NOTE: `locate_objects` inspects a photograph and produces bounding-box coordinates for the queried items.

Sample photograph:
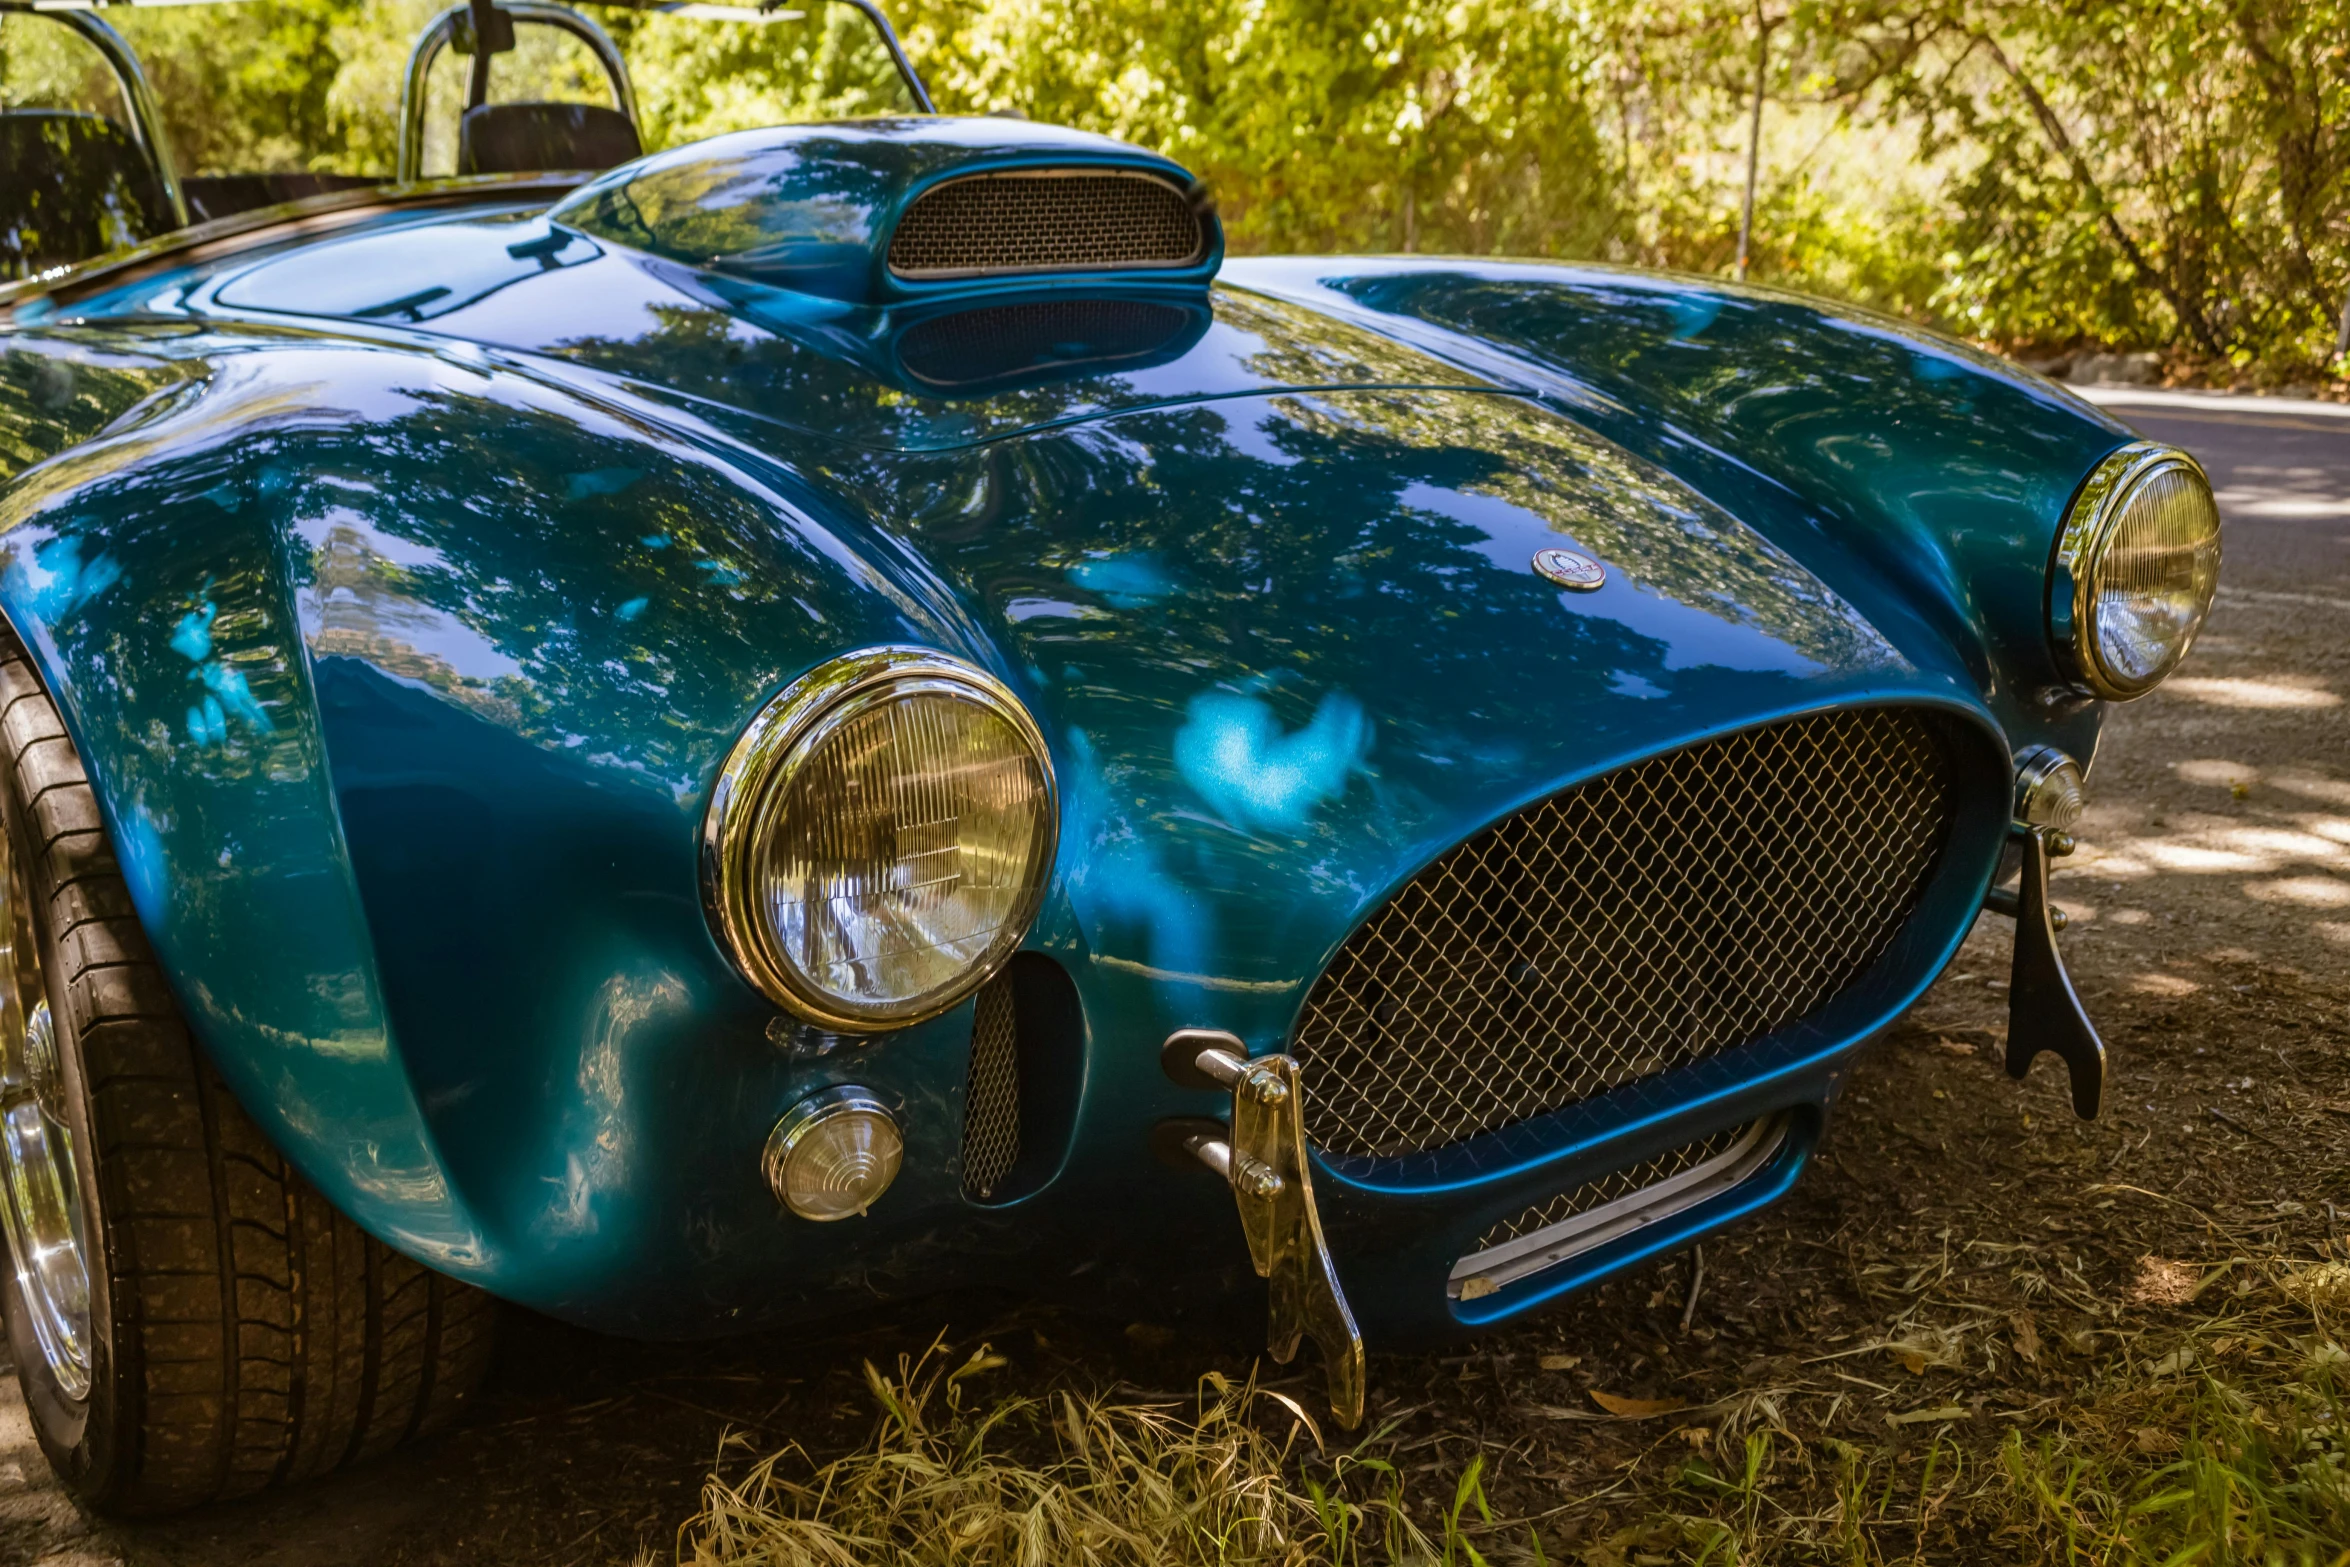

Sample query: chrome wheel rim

[0,825,90,1400]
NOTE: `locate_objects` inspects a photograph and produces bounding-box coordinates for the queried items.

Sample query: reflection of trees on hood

[542,286,1471,453]
[894,385,1900,853]
[1339,272,2092,489]
[0,338,183,479]
[1264,387,1899,674]
[265,396,851,795]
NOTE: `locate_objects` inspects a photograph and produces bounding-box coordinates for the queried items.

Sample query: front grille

[887,172,1205,279]
[960,975,1021,1200]
[1293,708,1955,1157]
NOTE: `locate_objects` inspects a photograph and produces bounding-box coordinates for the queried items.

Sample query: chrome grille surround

[1450,1116,1789,1300]
[959,975,1020,1200]
[1293,708,1956,1158]
[887,171,1205,280]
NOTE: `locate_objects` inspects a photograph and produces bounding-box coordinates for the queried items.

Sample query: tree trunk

[1975,32,2225,358]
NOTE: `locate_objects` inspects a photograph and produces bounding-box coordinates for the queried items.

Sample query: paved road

[0,388,2342,1566]
[2062,387,2350,986]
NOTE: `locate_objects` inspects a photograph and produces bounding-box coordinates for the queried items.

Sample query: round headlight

[704,648,1057,1031]
[2051,442,2222,700]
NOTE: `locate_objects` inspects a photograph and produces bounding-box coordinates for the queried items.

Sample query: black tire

[0,627,495,1514]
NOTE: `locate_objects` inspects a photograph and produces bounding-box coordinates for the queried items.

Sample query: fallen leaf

[1457,1276,1499,1302]
[2009,1313,2041,1364]
[2147,1346,2195,1377]
[1926,1036,1976,1056]
[1676,1425,1712,1448]
[2135,1427,2179,1454]
[1887,1404,1968,1427]
[1590,1389,1689,1419]
[1539,1353,1581,1372]
[1897,1350,1928,1375]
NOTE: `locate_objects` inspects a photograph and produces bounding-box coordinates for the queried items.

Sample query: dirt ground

[3,388,2343,1565]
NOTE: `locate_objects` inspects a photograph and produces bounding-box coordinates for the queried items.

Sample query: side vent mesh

[888,172,1204,279]
[960,975,1021,1200]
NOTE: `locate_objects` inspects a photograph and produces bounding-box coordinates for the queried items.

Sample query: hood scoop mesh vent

[888,171,1206,280]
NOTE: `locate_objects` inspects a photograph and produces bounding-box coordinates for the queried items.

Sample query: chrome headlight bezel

[701,646,1058,1032]
[2049,441,2222,701]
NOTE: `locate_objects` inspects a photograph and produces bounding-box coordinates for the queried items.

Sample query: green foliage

[4,0,2345,373]
[897,0,1624,258]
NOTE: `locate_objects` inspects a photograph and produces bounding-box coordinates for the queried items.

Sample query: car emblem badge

[1532,548,1606,591]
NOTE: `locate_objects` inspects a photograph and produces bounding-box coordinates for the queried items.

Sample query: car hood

[851,384,1989,1028]
[195,206,1491,452]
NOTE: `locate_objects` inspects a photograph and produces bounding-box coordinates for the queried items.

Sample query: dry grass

[1578,1254,2350,1566]
[674,1339,1532,1566]
[671,1251,2350,1567]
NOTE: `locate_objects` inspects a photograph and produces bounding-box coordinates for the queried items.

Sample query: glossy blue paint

[550,119,1220,304]
[0,119,2142,1344]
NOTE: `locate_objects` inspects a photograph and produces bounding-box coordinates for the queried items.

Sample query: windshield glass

[0,0,920,187]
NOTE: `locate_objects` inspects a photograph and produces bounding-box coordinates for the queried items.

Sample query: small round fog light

[2014,744,2086,831]
[763,1086,903,1221]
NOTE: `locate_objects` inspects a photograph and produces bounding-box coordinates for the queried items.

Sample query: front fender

[1224,259,2134,763]
[0,331,498,1266]
[0,327,981,1299]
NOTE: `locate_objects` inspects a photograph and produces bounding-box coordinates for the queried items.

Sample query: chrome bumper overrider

[1162,1029,1365,1428]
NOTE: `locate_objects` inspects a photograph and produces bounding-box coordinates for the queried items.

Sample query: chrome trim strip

[0,175,583,315]
[1446,1115,1790,1299]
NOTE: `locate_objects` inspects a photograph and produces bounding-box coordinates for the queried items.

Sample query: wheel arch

[0,344,497,1275]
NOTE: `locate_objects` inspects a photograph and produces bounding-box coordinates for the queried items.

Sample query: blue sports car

[0,0,2218,1512]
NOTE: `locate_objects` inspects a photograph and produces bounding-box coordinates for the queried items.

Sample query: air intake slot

[1292,708,1958,1158]
[961,978,1023,1200]
[888,171,1205,280]
[958,953,1084,1204]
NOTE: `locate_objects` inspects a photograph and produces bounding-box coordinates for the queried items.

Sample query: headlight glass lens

[2060,447,2222,699]
[710,652,1056,1029]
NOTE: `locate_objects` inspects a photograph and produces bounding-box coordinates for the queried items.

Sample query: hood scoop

[553,118,1220,306]
[886,170,1208,280]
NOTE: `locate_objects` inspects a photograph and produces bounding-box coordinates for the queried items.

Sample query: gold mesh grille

[1293,709,1955,1158]
[887,172,1204,279]
[1478,1121,1760,1251]
[960,975,1020,1200]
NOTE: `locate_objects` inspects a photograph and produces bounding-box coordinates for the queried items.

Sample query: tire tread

[0,630,493,1512]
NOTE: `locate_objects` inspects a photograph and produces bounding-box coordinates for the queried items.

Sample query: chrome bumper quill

[1163,1029,1365,1428]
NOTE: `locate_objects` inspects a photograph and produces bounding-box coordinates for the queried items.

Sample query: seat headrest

[456,103,642,178]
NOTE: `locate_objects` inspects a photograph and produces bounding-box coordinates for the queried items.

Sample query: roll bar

[398,1,640,183]
[4,6,190,229]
